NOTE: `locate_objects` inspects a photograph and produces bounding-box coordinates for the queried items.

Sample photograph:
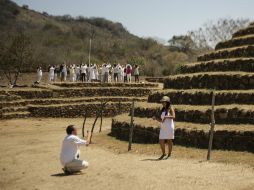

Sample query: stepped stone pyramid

[0,83,160,119]
[111,23,254,152]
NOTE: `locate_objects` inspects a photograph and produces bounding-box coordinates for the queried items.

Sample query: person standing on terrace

[153,96,175,160]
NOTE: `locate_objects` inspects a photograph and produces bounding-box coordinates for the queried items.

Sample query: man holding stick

[60,125,91,175]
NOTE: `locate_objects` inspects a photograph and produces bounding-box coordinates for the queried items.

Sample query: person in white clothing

[117,64,123,82]
[102,64,111,83]
[60,125,91,175]
[80,64,87,82]
[75,65,80,81]
[36,67,42,83]
[94,64,99,80]
[69,65,75,82]
[88,64,95,82]
[153,96,175,160]
[48,66,55,82]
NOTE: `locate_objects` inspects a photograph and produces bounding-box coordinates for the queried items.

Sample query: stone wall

[53,88,153,98]
[111,119,254,152]
[53,82,159,88]
[145,77,165,83]
[215,36,254,50]
[233,26,254,38]
[25,97,146,105]
[180,59,254,74]
[197,46,254,62]
[6,90,53,99]
[28,102,132,117]
[148,90,254,105]
[164,73,254,90]
[133,107,254,124]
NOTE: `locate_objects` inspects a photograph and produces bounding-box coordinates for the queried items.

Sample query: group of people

[60,95,175,175]
[36,63,140,84]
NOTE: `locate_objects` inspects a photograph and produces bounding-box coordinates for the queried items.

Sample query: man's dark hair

[66,125,75,135]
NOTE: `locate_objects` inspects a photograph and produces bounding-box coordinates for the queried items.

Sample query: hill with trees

[0,0,250,77]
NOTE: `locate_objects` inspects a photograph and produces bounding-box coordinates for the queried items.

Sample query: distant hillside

[0,0,191,76]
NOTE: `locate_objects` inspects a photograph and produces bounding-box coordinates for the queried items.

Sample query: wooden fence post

[82,112,87,138]
[128,99,135,151]
[207,91,216,161]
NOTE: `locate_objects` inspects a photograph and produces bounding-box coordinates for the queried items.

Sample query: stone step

[197,45,254,62]
[24,96,147,105]
[215,34,254,50]
[0,94,22,101]
[1,100,27,107]
[52,87,159,98]
[145,77,165,83]
[133,102,254,124]
[28,102,132,118]
[180,58,254,74]
[52,82,159,88]
[110,114,254,152]
[233,25,254,38]
[164,72,254,90]
[148,89,254,105]
[1,111,30,120]
[4,88,53,99]
[3,86,160,99]
[2,106,28,113]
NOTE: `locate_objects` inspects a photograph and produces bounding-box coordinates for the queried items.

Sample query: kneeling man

[60,125,90,174]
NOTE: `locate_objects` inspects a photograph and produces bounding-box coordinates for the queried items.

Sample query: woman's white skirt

[159,119,174,140]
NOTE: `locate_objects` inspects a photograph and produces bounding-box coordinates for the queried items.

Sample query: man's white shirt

[60,135,87,166]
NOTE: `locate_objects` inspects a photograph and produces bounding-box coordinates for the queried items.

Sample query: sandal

[158,154,166,160]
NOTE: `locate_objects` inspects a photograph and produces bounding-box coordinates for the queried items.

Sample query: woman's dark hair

[66,125,75,135]
[161,101,171,116]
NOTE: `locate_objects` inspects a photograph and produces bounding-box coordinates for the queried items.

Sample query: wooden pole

[82,112,87,138]
[89,112,100,143]
[99,101,108,132]
[207,91,216,161]
[99,100,103,133]
[88,38,91,66]
[128,99,135,151]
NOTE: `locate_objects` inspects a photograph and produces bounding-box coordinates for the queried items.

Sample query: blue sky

[13,0,254,42]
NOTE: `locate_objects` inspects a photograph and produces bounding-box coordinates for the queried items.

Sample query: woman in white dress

[153,96,175,160]
[69,65,75,82]
[48,66,55,82]
[37,67,43,83]
[88,64,95,82]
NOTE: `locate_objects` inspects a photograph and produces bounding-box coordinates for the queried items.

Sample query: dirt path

[0,118,254,190]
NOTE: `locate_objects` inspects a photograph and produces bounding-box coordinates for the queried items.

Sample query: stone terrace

[111,23,254,152]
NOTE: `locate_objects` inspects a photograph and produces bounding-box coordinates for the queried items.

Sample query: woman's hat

[160,96,170,102]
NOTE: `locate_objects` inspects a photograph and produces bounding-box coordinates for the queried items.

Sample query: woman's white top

[159,111,174,140]
[70,67,75,75]
[49,67,55,76]
[37,69,42,76]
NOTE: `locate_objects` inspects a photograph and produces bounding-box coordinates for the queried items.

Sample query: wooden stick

[128,99,135,151]
[207,91,216,161]
[99,101,108,132]
[89,111,100,143]
[82,112,87,138]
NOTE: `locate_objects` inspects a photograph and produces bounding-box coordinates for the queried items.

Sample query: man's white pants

[65,159,89,172]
